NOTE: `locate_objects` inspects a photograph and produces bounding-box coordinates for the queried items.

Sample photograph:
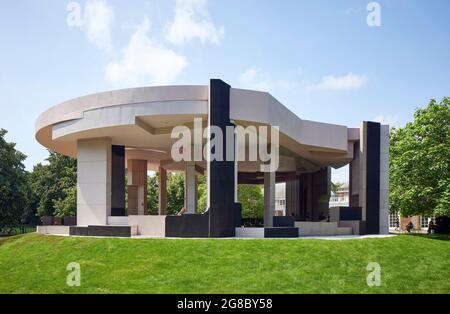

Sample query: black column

[365,122,381,234]
[111,145,125,216]
[349,141,360,207]
[286,178,300,219]
[208,79,239,237]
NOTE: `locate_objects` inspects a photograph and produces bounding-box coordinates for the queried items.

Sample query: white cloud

[165,0,224,45]
[308,73,367,91]
[105,17,187,86]
[332,165,349,184]
[344,7,360,15]
[239,67,298,92]
[372,114,401,127]
[239,68,367,94]
[239,67,270,91]
[83,0,114,50]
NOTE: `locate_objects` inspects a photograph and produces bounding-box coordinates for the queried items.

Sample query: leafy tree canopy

[166,172,185,215]
[0,129,31,225]
[238,184,264,219]
[146,173,264,219]
[30,151,77,218]
[331,182,345,194]
[390,98,450,217]
[147,174,159,215]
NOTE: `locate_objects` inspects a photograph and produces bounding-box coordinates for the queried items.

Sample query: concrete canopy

[35,84,357,173]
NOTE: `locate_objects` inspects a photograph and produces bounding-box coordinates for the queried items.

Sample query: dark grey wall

[364,122,381,234]
[165,214,210,238]
[208,79,239,237]
[349,141,360,207]
[286,167,330,221]
[111,145,125,216]
[338,207,362,221]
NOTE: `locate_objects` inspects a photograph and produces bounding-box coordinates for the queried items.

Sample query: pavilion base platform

[37,216,360,238]
[69,225,137,237]
[36,225,70,235]
[264,227,299,238]
[295,222,353,236]
[235,227,299,238]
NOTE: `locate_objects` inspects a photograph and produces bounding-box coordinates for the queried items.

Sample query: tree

[147,173,206,215]
[0,129,31,225]
[331,182,344,194]
[167,172,185,215]
[147,174,159,215]
[390,98,450,217]
[30,151,77,218]
[145,172,264,218]
[53,185,76,218]
[238,184,264,219]
[197,175,207,213]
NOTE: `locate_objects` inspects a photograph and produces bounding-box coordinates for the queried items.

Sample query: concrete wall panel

[77,138,111,227]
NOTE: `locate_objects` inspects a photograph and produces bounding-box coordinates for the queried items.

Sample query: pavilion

[35,79,389,238]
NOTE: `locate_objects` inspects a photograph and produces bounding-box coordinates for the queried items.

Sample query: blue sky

[1,0,449,182]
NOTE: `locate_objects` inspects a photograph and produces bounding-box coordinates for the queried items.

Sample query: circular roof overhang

[36,85,355,172]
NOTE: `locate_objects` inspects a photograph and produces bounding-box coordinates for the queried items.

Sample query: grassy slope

[0,233,448,294]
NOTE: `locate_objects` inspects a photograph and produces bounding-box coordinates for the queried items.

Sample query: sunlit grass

[0,233,448,294]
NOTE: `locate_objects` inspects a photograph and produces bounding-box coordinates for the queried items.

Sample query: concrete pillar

[127,159,147,215]
[264,171,275,227]
[158,166,167,215]
[184,161,196,214]
[77,138,111,227]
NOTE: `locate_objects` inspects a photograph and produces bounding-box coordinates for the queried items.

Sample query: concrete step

[336,227,353,235]
[235,227,299,238]
[107,216,129,226]
[295,222,353,236]
[235,227,264,238]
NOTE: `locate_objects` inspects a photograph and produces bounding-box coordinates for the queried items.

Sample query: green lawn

[0,233,448,294]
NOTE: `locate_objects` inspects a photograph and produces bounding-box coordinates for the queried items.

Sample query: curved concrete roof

[36,85,356,172]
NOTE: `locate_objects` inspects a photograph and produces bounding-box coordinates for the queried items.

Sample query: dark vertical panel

[165,214,209,238]
[164,79,240,238]
[286,178,300,220]
[311,167,330,221]
[349,141,360,207]
[208,79,238,237]
[300,175,307,221]
[111,145,125,216]
[365,122,381,234]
